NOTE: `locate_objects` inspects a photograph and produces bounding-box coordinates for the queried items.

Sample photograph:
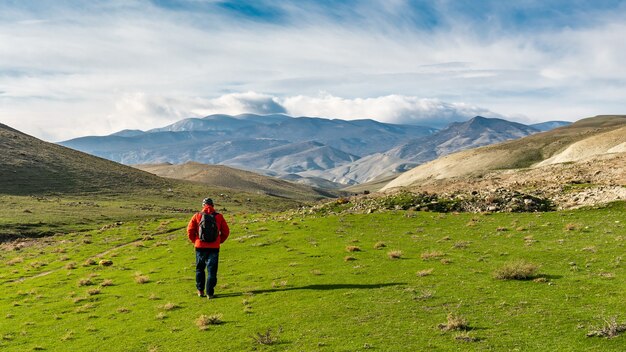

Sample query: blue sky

[2,0,626,140]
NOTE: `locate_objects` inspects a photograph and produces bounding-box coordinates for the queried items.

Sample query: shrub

[134,273,150,284]
[98,259,113,267]
[587,316,626,338]
[196,314,223,330]
[345,245,361,252]
[251,327,281,345]
[387,250,403,259]
[77,278,93,287]
[344,256,357,262]
[161,303,180,311]
[373,241,386,250]
[100,279,114,287]
[438,313,470,331]
[494,260,539,280]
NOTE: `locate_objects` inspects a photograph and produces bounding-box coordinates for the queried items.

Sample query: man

[187,198,230,299]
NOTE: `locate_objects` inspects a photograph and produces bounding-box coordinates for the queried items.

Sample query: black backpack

[198,212,219,242]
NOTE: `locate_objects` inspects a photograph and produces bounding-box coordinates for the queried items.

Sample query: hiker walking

[187,198,230,299]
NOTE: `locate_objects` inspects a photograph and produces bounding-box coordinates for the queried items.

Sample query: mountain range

[383,115,626,190]
[59,114,570,186]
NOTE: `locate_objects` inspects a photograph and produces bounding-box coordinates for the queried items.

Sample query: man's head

[202,198,214,206]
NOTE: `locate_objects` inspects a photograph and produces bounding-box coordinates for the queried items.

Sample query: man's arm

[218,214,230,243]
[187,214,199,243]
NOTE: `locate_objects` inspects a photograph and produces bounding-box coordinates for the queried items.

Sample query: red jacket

[187,205,230,249]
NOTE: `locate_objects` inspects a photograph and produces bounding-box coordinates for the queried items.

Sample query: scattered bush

[98,259,113,267]
[373,241,386,250]
[387,250,403,259]
[344,256,357,262]
[161,303,180,311]
[77,278,93,287]
[587,317,626,338]
[345,245,361,252]
[86,288,100,296]
[493,260,539,280]
[134,273,150,284]
[196,314,223,330]
[100,279,114,287]
[438,313,470,331]
[251,327,281,345]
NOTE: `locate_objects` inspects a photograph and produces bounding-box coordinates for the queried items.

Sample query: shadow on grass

[217,282,406,298]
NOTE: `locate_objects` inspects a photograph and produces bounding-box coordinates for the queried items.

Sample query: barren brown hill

[133,162,337,200]
[0,123,170,195]
[383,115,626,190]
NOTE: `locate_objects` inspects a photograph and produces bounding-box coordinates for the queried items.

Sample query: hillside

[133,162,338,199]
[382,116,626,206]
[0,123,170,195]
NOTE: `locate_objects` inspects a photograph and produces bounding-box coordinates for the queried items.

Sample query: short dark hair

[202,198,213,206]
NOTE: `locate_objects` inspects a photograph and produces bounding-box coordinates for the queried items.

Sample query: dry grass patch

[493,260,539,280]
[310,269,322,275]
[100,279,114,287]
[416,268,433,277]
[195,314,223,330]
[98,259,113,267]
[438,313,470,331]
[373,241,386,250]
[564,223,580,231]
[7,257,23,266]
[344,256,357,262]
[421,251,444,261]
[65,262,77,270]
[134,273,150,284]
[117,307,130,313]
[587,317,626,338]
[387,250,403,259]
[77,278,93,287]
[345,245,361,252]
[86,288,100,296]
[161,302,181,311]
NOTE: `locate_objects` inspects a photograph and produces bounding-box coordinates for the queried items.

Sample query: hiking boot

[207,294,215,300]
[197,290,206,297]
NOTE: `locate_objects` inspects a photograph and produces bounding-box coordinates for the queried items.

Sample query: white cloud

[1,1,626,140]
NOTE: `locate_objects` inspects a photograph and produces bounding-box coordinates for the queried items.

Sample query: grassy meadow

[1,197,625,351]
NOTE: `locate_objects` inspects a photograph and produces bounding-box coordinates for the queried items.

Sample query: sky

[2,0,626,141]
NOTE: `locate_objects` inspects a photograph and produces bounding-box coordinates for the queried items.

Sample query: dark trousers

[195,248,219,295]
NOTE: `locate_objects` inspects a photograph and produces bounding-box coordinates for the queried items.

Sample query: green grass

[1,201,625,351]
[0,183,308,240]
